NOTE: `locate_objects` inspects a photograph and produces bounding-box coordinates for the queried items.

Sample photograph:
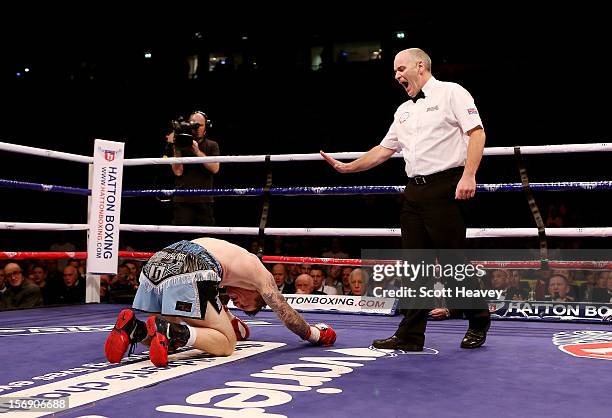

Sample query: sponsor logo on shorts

[175,301,193,312]
[553,330,612,360]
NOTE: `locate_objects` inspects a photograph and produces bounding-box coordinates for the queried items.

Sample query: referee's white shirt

[380,77,484,177]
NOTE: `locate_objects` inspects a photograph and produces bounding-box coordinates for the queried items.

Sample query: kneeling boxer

[104,237,336,367]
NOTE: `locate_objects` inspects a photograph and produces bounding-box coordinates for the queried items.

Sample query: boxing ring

[1,304,612,417]
[1,140,612,417]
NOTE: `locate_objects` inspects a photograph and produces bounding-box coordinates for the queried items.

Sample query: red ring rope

[1,251,611,270]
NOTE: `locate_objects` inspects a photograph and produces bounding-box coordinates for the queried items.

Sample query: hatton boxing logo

[553,330,612,361]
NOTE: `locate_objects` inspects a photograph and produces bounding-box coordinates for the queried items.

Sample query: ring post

[85,139,125,303]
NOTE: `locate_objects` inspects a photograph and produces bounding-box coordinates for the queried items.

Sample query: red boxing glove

[231,316,250,341]
[305,323,336,346]
[224,306,250,341]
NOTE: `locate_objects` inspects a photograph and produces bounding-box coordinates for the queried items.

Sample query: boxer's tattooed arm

[261,282,310,339]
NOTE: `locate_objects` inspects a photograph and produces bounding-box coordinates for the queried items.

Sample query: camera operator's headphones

[191,110,213,130]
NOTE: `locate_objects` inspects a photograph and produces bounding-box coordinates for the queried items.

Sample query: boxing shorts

[133,240,224,319]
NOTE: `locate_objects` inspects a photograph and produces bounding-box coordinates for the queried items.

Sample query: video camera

[171,117,202,148]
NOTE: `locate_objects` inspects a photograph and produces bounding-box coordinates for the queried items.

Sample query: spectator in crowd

[58,265,86,304]
[30,263,61,305]
[124,261,141,280]
[310,266,338,295]
[109,263,138,302]
[341,267,353,295]
[167,110,220,226]
[579,271,598,302]
[67,259,86,276]
[348,268,368,296]
[110,264,138,292]
[45,259,63,283]
[2,262,43,309]
[300,264,312,275]
[551,269,579,300]
[595,271,609,289]
[545,273,575,302]
[489,269,527,301]
[592,273,612,304]
[509,270,530,294]
[99,274,111,303]
[295,274,317,295]
[287,264,300,285]
[272,264,295,294]
[0,266,7,309]
[327,264,343,294]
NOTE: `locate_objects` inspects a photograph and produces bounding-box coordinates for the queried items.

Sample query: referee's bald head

[396,48,432,72]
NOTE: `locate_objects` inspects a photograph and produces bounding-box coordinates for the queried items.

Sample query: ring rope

[2,251,611,270]
[4,179,612,198]
[0,141,93,164]
[122,182,612,196]
[0,251,153,260]
[2,222,612,237]
[0,179,90,195]
[122,143,612,166]
[3,140,611,166]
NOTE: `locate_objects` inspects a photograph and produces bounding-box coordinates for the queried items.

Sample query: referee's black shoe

[372,336,423,351]
[460,318,491,349]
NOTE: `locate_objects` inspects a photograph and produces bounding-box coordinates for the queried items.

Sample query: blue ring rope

[0,179,90,195]
[2,179,612,197]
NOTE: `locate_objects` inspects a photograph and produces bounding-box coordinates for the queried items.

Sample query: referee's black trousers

[395,167,489,346]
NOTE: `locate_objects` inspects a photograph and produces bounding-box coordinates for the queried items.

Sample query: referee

[321,48,490,350]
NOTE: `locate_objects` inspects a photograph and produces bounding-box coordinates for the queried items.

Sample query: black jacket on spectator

[1,280,43,309]
[58,278,86,304]
[279,283,296,294]
[40,280,64,306]
[592,288,612,304]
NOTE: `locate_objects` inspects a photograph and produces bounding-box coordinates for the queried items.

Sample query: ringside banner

[490,300,612,322]
[86,139,125,274]
[228,294,397,315]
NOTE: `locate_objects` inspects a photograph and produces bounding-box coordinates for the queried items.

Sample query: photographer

[165,110,220,226]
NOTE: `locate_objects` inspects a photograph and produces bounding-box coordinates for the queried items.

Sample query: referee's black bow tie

[409,90,425,103]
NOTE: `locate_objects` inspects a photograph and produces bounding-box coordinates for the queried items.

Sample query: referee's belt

[407,166,464,185]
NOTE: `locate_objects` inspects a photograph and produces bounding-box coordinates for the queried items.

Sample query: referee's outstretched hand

[320,150,351,173]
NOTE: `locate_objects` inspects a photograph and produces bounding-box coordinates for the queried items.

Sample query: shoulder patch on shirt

[467,108,478,115]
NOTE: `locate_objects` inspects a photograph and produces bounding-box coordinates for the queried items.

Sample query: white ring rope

[0,141,93,164]
[4,140,609,166]
[0,222,88,231]
[123,143,612,166]
[2,222,611,237]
